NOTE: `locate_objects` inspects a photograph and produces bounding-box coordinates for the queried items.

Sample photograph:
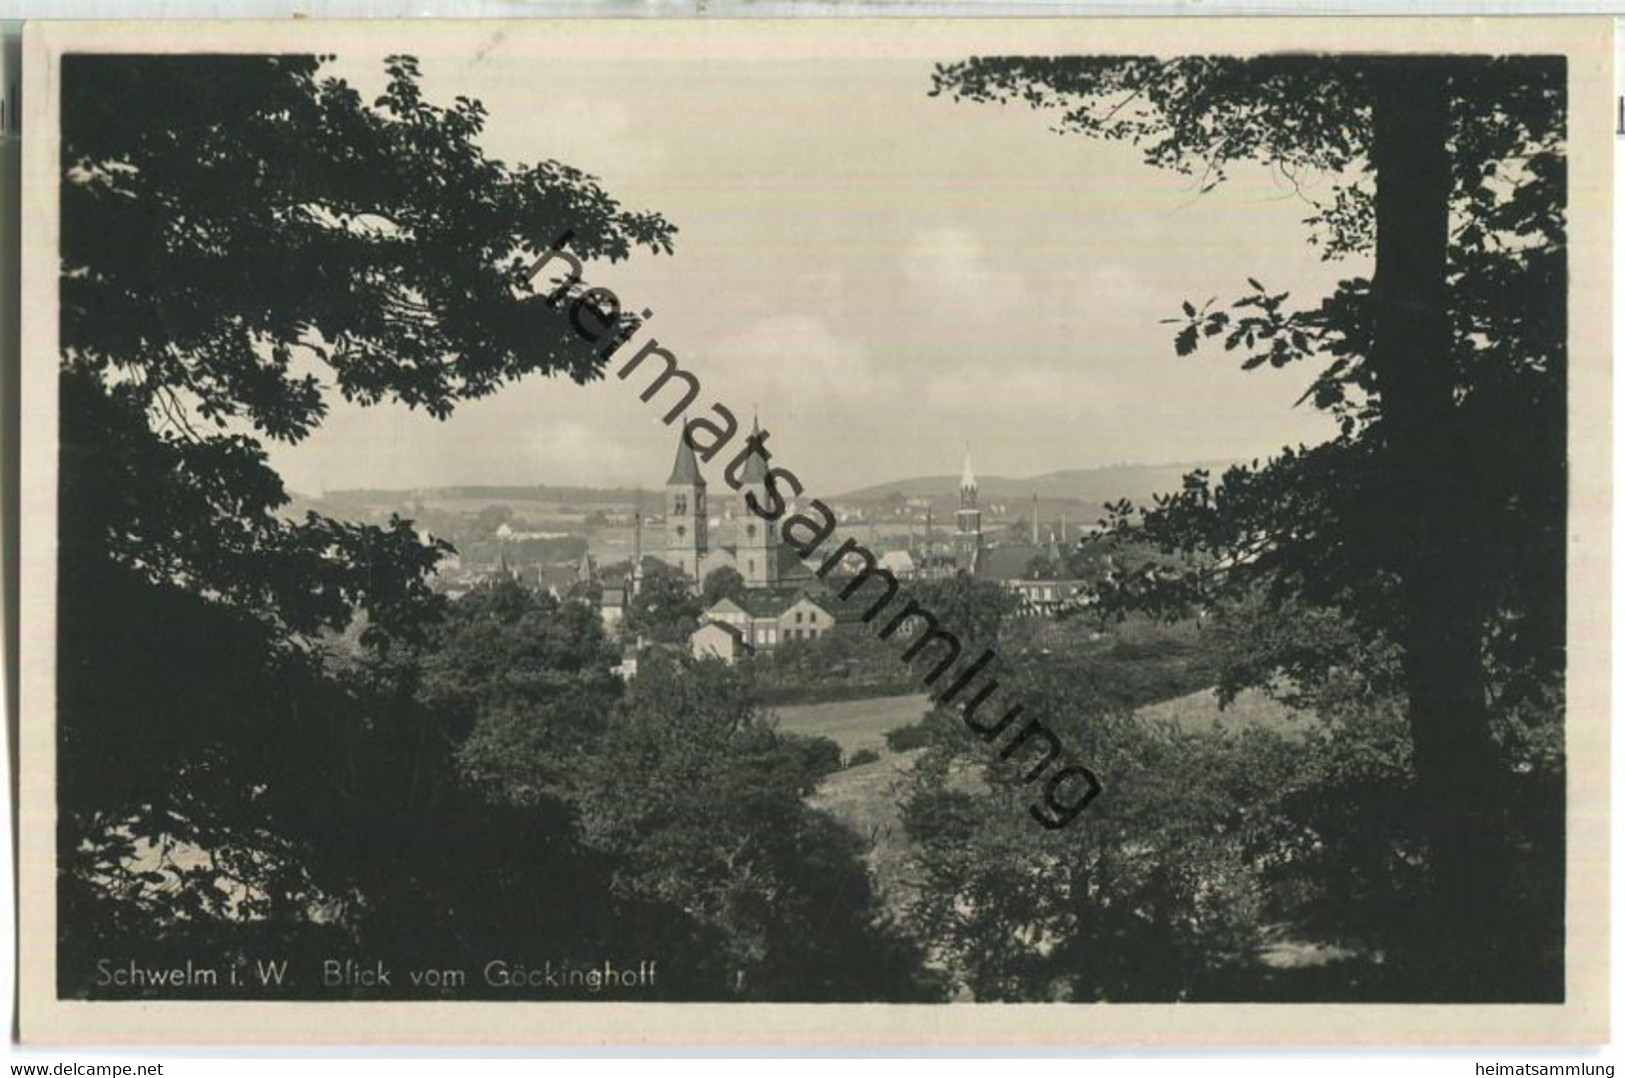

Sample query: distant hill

[298,461,1243,523]
[834,461,1239,513]
[323,483,649,506]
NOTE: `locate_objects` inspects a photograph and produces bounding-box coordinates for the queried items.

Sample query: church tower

[735,416,777,589]
[666,430,707,584]
[955,445,983,574]
[630,508,644,597]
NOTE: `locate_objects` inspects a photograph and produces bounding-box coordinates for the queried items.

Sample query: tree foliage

[425,578,622,803]
[932,53,1567,999]
[56,54,939,1003]
[902,648,1290,1001]
[57,51,677,992]
[931,55,1565,701]
[702,565,749,607]
[623,560,703,642]
[572,654,940,1000]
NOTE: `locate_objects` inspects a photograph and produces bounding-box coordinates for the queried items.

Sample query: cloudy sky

[269,34,1358,498]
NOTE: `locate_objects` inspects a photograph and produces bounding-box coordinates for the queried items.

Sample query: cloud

[902,227,1026,316]
[704,313,892,418]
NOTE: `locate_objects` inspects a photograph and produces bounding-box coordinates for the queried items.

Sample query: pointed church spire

[955,444,983,576]
[666,425,705,487]
[959,443,978,495]
[741,412,770,484]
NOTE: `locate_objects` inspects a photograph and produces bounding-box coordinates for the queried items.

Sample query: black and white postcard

[14,16,1613,1045]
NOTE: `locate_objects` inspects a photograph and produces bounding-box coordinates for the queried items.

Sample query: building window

[674,494,687,515]
[675,525,685,539]
[746,523,756,539]
[795,611,803,623]
[809,629,818,639]
[748,559,755,575]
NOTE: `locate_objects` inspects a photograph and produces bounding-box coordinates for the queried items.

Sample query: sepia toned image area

[31,20,1599,1028]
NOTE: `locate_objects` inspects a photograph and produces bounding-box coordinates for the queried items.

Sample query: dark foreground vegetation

[58,50,1565,1003]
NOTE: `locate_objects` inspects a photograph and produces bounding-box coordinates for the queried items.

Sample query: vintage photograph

[16,18,1612,1043]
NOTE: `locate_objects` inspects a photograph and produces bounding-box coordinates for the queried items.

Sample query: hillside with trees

[55,51,935,1003]
[926,52,1567,1000]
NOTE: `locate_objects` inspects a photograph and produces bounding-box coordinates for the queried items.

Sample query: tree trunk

[1369,59,1518,1000]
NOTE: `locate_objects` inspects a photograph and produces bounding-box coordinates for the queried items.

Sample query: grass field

[769,694,932,755]
[1137,686,1310,736]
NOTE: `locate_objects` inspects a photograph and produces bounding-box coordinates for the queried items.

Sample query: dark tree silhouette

[57,52,675,989]
[624,560,703,642]
[702,565,749,607]
[57,53,936,1005]
[424,578,622,803]
[931,54,1565,999]
[573,653,941,1001]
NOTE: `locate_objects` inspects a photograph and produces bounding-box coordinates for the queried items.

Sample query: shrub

[785,734,845,780]
[884,719,933,753]
[846,748,881,769]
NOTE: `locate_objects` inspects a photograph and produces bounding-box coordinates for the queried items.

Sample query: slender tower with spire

[665,429,707,583]
[736,415,777,588]
[955,445,983,574]
[630,506,644,598]
[924,505,935,577]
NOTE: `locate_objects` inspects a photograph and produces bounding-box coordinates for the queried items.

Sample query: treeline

[52,50,933,1004]
[60,578,938,1002]
[895,612,1563,1002]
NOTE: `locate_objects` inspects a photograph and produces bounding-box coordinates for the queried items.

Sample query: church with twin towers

[656,420,987,593]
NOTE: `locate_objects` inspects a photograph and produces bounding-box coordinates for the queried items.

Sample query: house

[968,541,1092,616]
[971,542,1045,586]
[736,593,792,651]
[601,587,626,635]
[1002,577,1092,617]
[702,596,750,632]
[691,620,750,665]
[778,594,835,645]
[535,562,583,599]
[878,549,916,579]
[613,643,641,680]
[696,588,849,653]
